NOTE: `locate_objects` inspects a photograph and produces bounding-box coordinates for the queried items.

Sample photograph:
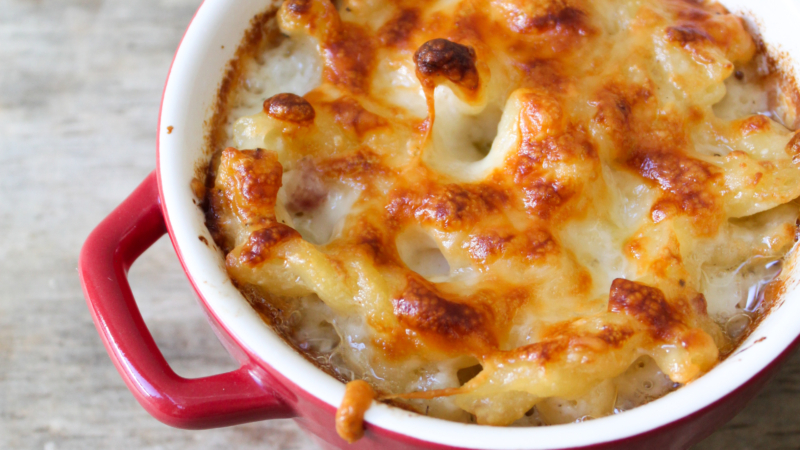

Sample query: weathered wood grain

[1,0,799,449]
[0,1,315,448]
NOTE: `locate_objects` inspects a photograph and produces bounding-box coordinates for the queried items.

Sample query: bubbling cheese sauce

[204,0,800,438]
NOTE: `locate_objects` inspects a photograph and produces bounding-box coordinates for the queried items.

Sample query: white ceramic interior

[157,0,800,448]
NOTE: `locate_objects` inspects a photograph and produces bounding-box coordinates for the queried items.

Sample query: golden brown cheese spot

[465,228,559,265]
[371,329,418,360]
[667,1,755,63]
[227,149,282,203]
[623,231,685,280]
[506,132,595,219]
[335,380,374,444]
[519,92,565,139]
[327,97,388,136]
[593,85,654,138]
[786,132,800,163]
[414,39,480,92]
[518,228,559,261]
[737,114,770,137]
[263,93,316,124]
[511,323,634,364]
[343,218,400,266]
[218,148,284,226]
[285,0,311,15]
[468,228,558,265]
[468,231,514,263]
[507,95,596,218]
[628,149,721,230]
[664,23,719,64]
[751,171,763,187]
[524,6,587,35]
[239,223,301,266]
[608,278,683,341]
[517,59,567,92]
[514,336,568,363]
[379,9,420,48]
[687,106,704,125]
[416,184,484,228]
[392,277,495,350]
[279,0,341,38]
[593,83,722,232]
[596,325,637,348]
[319,148,387,181]
[388,182,508,231]
[521,180,568,219]
[325,25,375,92]
[665,24,711,47]
[675,0,722,21]
[623,239,642,262]
[280,0,375,92]
[496,0,590,35]
[493,0,593,57]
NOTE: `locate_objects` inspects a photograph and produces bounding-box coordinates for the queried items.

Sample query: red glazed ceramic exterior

[78,1,800,448]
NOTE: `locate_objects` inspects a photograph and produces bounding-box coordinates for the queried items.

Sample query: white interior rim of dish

[157,0,800,448]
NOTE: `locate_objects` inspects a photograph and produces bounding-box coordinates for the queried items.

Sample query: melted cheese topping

[336,380,376,443]
[205,0,800,428]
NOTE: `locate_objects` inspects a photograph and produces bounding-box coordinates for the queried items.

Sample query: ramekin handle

[79,171,294,429]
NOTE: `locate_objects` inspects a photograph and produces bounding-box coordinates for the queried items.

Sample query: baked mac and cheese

[201,0,800,436]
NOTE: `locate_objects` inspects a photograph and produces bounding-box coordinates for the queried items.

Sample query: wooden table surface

[2,1,800,448]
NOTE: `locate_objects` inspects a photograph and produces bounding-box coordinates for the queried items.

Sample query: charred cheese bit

[206,0,800,431]
[263,93,316,124]
[336,380,375,443]
[413,38,489,151]
[414,39,481,94]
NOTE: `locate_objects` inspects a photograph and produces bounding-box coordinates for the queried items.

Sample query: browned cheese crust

[203,0,800,428]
